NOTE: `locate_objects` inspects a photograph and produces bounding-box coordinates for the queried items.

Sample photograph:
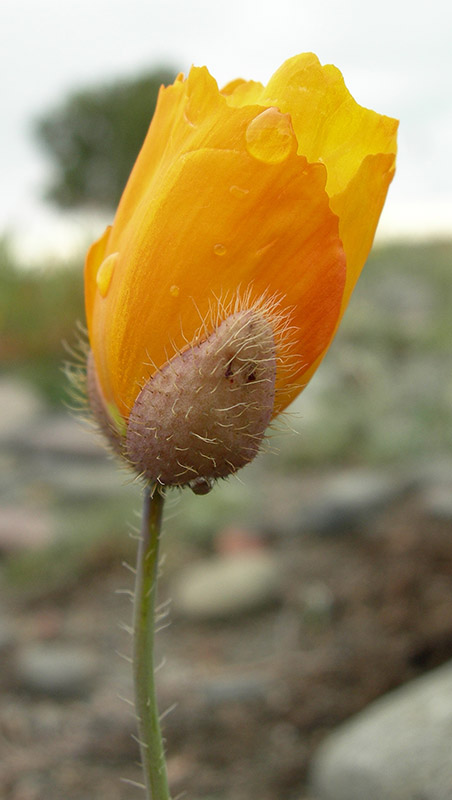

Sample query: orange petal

[107,76,188,251]
[331,152,397,315]
[86,57,397,423]
[220,77,246,95]
[222,78,265,107]
[296,152,397,395]
[84,224,112,335]
[90,146,346,417]
[262,53,398,197]
[109,67,264,253]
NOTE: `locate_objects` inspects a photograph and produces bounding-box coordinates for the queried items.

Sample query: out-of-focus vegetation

[279,238,452,467]
[0,238,84,404]
[1,236,451,593]
[35,67,177,210]
[1,236,451,455]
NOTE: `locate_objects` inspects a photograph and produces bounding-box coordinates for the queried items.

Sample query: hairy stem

[133,485,171,800]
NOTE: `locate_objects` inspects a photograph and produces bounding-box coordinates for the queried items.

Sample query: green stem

[133,485,171,800]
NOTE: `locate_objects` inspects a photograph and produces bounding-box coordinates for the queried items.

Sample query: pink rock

[0,506,53,553]
[215,526,265,555]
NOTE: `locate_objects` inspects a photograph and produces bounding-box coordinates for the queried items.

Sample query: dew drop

[213,243,227,256]
[189,476,214,495]
[96,252,119,297]
[245,107,294,165]
[229,185,249,199]
[170,284,180,297]
[183,109,196,128]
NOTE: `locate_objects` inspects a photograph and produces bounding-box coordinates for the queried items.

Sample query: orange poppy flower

[84,53,397,488]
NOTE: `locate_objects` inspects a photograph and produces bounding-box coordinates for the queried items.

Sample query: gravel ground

[2,481,452,800]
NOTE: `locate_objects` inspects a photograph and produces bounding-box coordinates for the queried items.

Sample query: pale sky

[1,0,451,259]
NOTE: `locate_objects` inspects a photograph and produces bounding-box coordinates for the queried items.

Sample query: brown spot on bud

[126,311,276,486]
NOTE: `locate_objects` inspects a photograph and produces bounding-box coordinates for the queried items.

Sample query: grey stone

[372,272,436,326]
[39,461,131,500]
[410,458,452,520]
[0,614,14,654]
[296,468,408,535]
[172,552,282,620]
[0,377,44,442]
[411,457,452,489]
[0,451,18,495]
[200,674,270,706]
[422,485,452,521]
[16,643,99,698]
[85,697,136,759]
[299,581,335,626]
[13,413,107,460]
[0,505,54,553]
[310,660,452,800]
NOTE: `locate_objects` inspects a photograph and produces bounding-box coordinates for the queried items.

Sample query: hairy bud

[126,310,276,487]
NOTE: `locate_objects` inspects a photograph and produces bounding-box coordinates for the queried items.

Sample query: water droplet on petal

[229,185,249,199]
[183,110,196,128]
[245,108,294,165]
[96,252,119,297]
[214,243,227,256]
[170,284,180,297]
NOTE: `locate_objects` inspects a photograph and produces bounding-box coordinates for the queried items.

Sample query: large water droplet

[213,243,227,256]
[96,252,119,297]
[245,108,293,165]
[170,284,180,297]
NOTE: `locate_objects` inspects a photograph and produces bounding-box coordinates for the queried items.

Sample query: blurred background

[1,1,451,799]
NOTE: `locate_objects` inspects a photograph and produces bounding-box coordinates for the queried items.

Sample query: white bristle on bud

[126,310,276,488]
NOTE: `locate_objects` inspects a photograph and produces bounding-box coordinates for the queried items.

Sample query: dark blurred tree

[35,67,177,211]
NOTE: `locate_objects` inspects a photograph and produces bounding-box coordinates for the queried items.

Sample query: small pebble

[173,551,282,620]
[15,643,99,698]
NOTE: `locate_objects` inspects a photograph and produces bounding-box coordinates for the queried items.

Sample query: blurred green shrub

[1,237,451,436]
[35,67,177,210]
[0,238,84,404]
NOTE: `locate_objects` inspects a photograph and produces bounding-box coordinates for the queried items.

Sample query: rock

[15,644,99,698]
[172,552,282,620]
[0,505,54,553]
[298,581,335,627]
[214,526,266,554]
[13,413,107,461]
[423,485,452,521]
[310,660,452,800]
[0,614,14,654]
[0,377,44,443]
[412,457,452,489]
[295,468,408,535]
[166,754,195,797]
[85,697,137,759]
[0,614,15,689]
[38,461,131,500]
[411,458,452,521]
[199,673,270,706]
[0,451,18,497]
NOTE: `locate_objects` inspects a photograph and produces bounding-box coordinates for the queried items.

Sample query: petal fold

[262,53,398,197]
[85,54,397,426]
[331,152,396,314]
[90,147,345,417]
